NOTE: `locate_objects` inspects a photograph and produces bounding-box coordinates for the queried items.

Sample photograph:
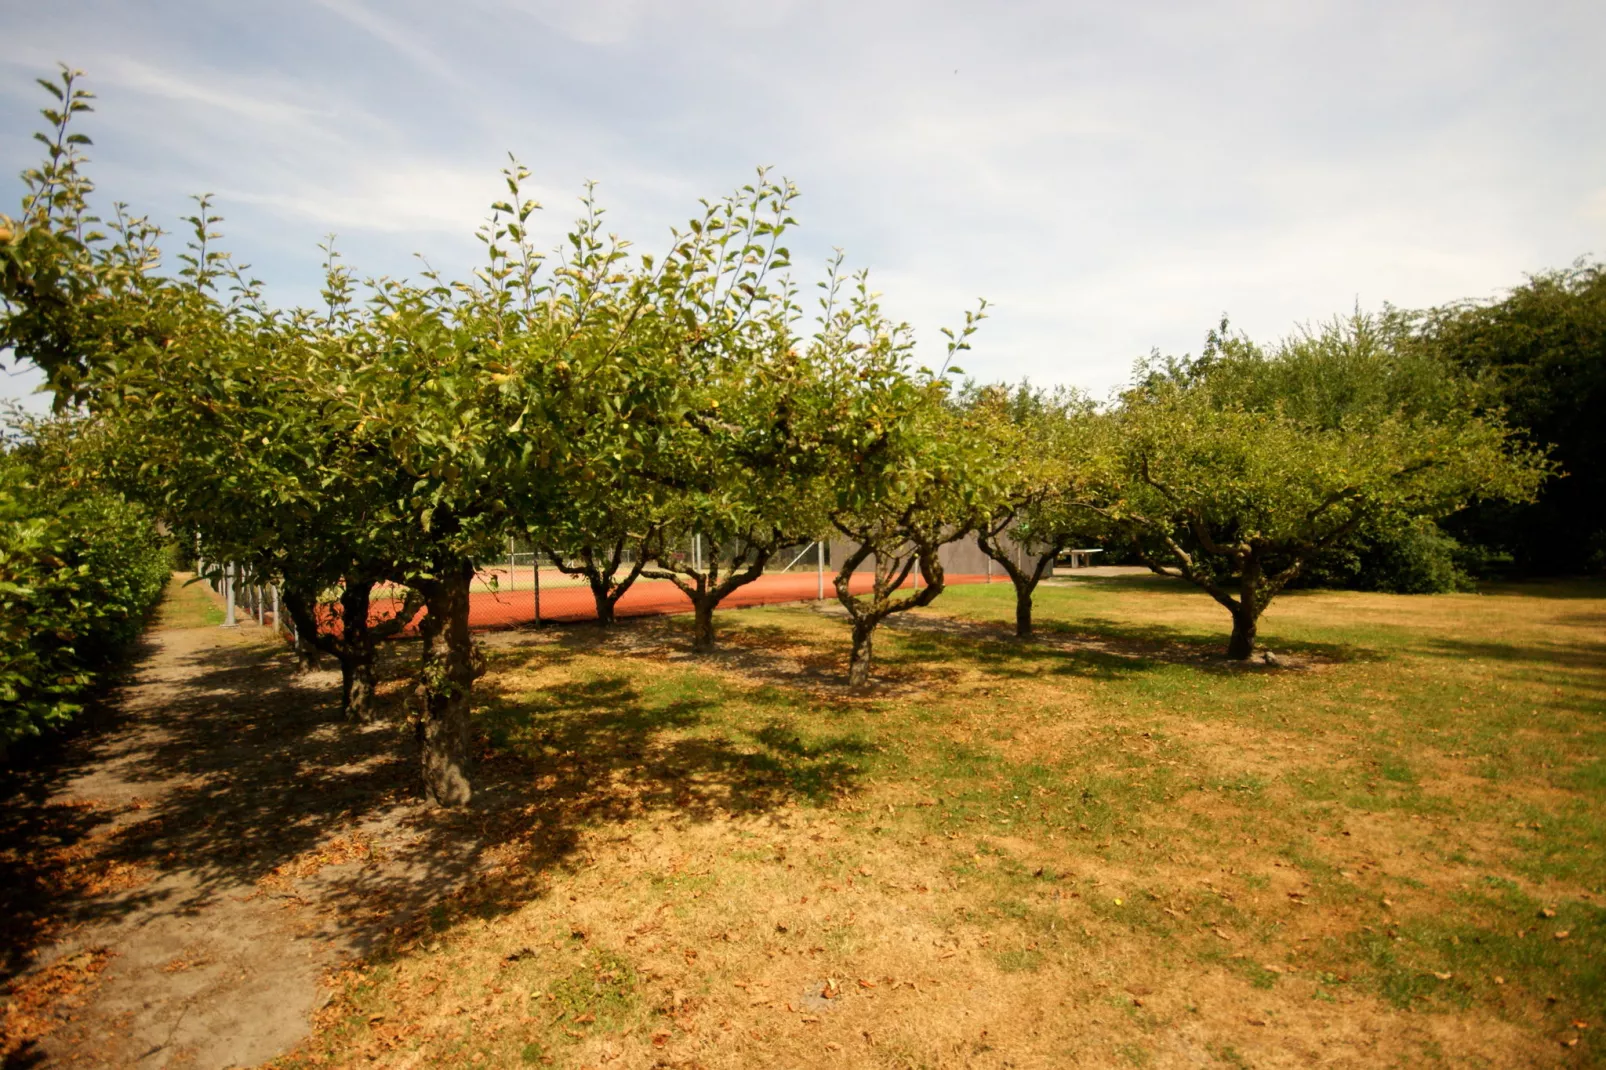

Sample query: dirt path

[0,584,491,1069]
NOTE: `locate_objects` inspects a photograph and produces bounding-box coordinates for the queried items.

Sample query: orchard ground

[2,572,1602,1068]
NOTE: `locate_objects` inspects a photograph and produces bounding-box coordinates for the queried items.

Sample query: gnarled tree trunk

[1226,607,1258,660]
[833,532,947,691]
[642,539,771,655]
[337,581,377,722]
[1224,558,1266,660]
[281,586,325,672]
[544,539,649,630]
[590,578,617,627]
[283,577,408,722]
[342,659,377,720]
[847,620,875,689]
[977,524,1061,641]
[691,597,716,653]
[293,631,322,673]
[416,562,478,807]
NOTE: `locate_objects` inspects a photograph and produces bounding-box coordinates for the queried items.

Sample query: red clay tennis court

[370,570,999,632]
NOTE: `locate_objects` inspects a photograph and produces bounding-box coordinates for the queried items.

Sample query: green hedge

[0,475,170,748]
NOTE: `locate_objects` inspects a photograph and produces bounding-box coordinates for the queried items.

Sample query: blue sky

[2,0,1603,409]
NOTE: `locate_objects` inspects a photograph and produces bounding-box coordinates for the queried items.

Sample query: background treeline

[1413,262,1606,579]
[1284,266,1605,592]
[0,67,1585,800]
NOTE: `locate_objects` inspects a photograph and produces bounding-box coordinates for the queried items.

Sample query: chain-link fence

[390,537,841,629]
[200,535,1015,638]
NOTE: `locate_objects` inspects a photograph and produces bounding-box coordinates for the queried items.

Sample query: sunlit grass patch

[278,575,1606,1069]
[158,573,225,629]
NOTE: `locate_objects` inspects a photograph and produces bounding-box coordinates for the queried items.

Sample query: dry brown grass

[265,576,1604,1068]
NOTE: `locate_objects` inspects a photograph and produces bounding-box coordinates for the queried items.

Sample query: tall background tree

[1405,261,1606,575]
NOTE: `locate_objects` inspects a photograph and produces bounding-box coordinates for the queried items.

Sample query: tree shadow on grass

[1044,573,1183,592]
[474,670,870,814]
[882,628,1161,683]
[1415,635,1606,677]
[491,615,858,695]
[877,611,1367,682]
[1476,580,1606,601]
[0,623,869,1000]
[509,601,1362,700]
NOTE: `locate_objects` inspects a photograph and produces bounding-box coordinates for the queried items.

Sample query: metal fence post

[222,564,238,628]
[816,540,825,601]
[533,547,542,626]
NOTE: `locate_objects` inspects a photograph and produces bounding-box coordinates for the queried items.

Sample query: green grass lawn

[157,572,226,629]
[282,574,1606,1068]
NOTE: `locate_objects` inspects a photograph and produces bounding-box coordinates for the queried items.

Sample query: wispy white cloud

[94,57,333,130]
[312,0,466,86]
[491,0,801,46]
[0,0,1601,406]
[222,162,526,235]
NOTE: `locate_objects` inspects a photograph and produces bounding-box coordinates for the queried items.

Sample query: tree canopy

[1087,313,1550,658]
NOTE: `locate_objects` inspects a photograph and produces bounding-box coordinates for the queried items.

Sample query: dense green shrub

[0,455,169,748]
[1298,519,1476,595]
